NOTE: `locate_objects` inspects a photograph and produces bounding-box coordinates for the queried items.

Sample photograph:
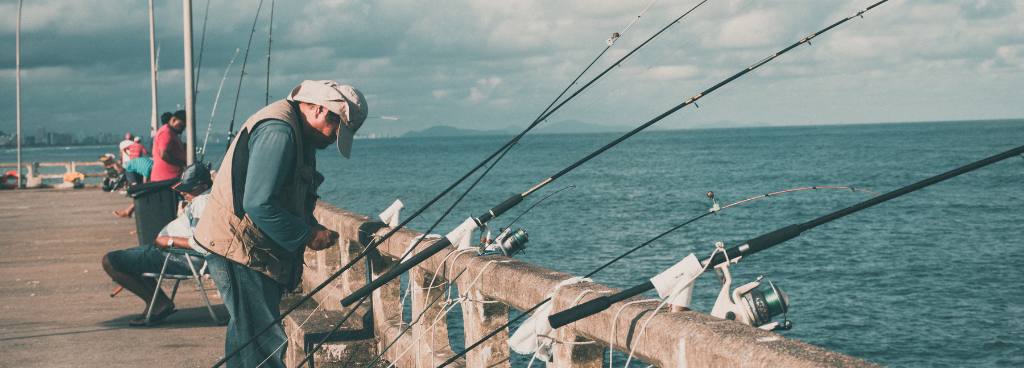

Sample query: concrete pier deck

[0,189,224,368]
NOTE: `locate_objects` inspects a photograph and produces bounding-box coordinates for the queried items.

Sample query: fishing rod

[547,143,1024,330]
[295,146,518,368]
[192,0,211,98]
[376,0,688,275]
[360,185,582,367]
[198,48,240,162]
[265,0,274,105]
[217,2,711,366]
[436,187,876,366]
[221,2,712,365]
[225,0,265,147]
[328,0,712,312]
[319,268,470,368]
[341,0,889,309]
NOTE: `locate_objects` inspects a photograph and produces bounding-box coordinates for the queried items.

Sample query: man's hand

[306,226,339,251]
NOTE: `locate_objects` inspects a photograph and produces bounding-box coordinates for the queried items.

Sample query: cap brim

[337,122,355,159]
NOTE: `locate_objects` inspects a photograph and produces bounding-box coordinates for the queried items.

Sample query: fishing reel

[477,224,529,257]
[709,249,792,331]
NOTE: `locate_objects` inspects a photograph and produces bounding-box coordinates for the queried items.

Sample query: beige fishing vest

[194,100,317,290]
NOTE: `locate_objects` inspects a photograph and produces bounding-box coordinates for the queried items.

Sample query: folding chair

[142,248,224,325]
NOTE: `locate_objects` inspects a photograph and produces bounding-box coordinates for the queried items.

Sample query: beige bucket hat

[287,80,368,158]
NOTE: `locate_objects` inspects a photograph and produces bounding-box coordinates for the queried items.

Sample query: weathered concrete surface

[0,189,225,368]
[318,202,881,368]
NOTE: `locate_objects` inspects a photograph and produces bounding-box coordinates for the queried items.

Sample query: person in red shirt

[150,110,187,182]
[125,136,149,160]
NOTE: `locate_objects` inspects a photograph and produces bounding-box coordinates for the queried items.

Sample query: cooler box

[127,179,179,246]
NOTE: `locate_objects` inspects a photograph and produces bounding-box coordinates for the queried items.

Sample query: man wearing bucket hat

[193,80,367,367]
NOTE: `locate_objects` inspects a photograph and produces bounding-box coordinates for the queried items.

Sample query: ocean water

[5,120,1022,367]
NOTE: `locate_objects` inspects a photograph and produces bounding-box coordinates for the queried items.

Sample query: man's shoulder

[251,119,294,136]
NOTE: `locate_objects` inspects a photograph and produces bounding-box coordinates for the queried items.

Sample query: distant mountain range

[400,119,627,138]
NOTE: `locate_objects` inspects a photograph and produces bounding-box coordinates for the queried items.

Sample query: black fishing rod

[437,186,872,366]
[342,0,889,309]
[225,0,265,147]
[296,142,515,368]
[215,2,713,366]
[363,0,708,281]
[547,143,1024,329]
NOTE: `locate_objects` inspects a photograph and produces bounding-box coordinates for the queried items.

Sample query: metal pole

[148,0,158,137]
[16,0,23,189]
[182,0,196,165]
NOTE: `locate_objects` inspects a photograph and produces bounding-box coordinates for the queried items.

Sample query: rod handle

[548,297,610,329]
[477,194,523,223]
[548,282,653,329]
[340,236,452,306]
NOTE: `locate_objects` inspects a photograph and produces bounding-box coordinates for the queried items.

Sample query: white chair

[141,248,223,325]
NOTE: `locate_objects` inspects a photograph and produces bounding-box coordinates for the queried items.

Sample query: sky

[1,0,1023,138]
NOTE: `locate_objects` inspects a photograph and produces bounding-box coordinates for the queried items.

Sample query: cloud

[466,76,502,104]
[641,65,700,80]
[715,9,789,48]
[0,0,1022,136]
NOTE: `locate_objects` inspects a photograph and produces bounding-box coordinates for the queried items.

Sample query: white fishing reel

[709,247,792,331]
[477,224,529,257]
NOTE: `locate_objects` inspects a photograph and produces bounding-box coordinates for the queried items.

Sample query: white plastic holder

[509,277,591,361]
[400,233,441,262]
[445,217,479,250]
[649,253,704,310]
[378,199,404,227]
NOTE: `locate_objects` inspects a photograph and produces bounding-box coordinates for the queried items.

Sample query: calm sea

[5,120,1022,367]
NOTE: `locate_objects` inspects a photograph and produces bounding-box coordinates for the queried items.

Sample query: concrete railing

[1,161,107,188]
[290,201,878,367]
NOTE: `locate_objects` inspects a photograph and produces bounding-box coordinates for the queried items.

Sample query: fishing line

[199,48,240,162]
[444,186,874,366]
[254,296,327,368]
[224,1,713,365]
[364,262,493,368]
[346,0,886,319]
[368,267,469,368]
[339,0,716,313]
[337,0,714,308]
[607,298,660,368]
[297,145,516,368]
[547,141,1024,330]
[225,0,265,147]
[504,184,576,230]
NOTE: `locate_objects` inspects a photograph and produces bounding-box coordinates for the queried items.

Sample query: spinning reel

[477,224,529,257]
[709,247,792,331]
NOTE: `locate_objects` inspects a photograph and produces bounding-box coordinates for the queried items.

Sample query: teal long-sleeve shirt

[242,120,316,252]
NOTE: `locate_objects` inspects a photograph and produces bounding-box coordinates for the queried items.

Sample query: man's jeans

[206,253,286,368]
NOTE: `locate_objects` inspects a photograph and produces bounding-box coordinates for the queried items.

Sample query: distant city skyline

[1,1,1023,137]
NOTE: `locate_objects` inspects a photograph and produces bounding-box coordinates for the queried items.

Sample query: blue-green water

[5,120,1022,367]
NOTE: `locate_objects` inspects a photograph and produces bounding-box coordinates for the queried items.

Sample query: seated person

[100,154,155,218]
[101,163,213,326]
